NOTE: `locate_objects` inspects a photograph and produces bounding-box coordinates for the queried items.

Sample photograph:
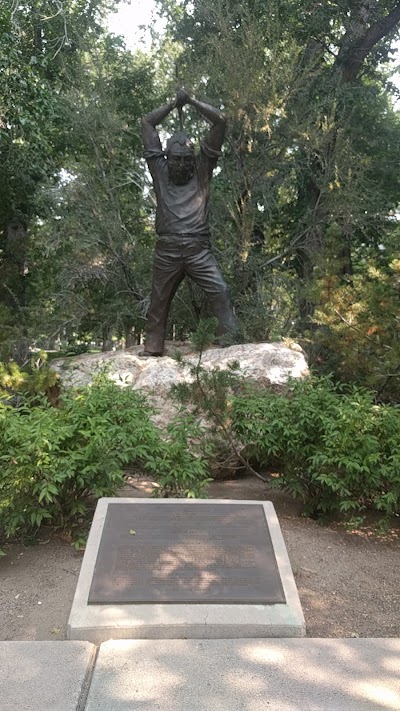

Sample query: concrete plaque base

[68,499,305,643]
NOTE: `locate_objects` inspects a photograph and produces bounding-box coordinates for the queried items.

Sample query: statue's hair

[166,132,194,155]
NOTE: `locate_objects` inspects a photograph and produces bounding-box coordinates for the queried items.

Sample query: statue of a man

[140,89,237,356]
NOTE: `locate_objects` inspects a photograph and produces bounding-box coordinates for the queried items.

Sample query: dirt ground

[0,476,399,641]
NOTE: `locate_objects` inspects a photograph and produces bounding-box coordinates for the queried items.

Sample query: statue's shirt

[144,142,218,236]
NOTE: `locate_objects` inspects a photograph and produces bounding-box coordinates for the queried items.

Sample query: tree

[0,0,121,359]
[37,40,158,349]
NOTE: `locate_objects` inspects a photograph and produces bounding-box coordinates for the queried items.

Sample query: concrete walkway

[1,638,399,710]
[0,641,95,711]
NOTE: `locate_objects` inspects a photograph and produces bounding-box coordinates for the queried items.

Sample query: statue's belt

[156,232,211,242]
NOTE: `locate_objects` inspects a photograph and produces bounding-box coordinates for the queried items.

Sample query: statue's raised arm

[142,99,176,156]
[186,92,227,154]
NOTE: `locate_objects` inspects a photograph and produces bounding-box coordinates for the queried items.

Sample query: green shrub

[170,318,249,480]
[0,375,210,546]
[146,410,212,498]
[0,355,60,405]
[231,376,400,527]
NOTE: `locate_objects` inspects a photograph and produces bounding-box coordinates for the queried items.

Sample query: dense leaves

[0,374,211,547]
[232,376,400,527]
[0,1,123,359]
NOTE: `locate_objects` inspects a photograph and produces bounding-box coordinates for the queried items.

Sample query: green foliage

[0,374,210,546]
[0,361,26,398]
[171,317,240,413]
[62,343,89,357]
[190,317,218,352]
[0,1,155,358]
[0,354,60,405]
[170,319,249,479]
[310,256,400,402]
[0,377,153,542]
[147,411,212,498]
[42,43,158,348]
[232,376,400,527]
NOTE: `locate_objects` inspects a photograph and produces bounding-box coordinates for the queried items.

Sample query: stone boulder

[52,341,308,393]
[52,341,308,430]
[52,342,309,478]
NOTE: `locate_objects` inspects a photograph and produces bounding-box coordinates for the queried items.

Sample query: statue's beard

[168,162,195,185]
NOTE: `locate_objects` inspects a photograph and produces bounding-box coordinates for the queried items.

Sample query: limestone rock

[52,342,309,479]
[52,341,308,395]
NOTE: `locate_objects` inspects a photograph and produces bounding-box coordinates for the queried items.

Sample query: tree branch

[337,2,400,82]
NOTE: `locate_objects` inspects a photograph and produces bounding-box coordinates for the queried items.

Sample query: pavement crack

[77,644,99,711]
[204,605,209,630]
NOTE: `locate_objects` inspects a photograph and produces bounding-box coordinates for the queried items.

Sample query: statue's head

[166,133,195,185]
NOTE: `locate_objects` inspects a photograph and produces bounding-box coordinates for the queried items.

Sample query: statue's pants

[144,234,237,354]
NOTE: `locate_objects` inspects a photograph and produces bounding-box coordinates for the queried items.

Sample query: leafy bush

[170,318,251,480]
[25,353,60,396]
[146,411,212,498]
[231,375,400,527]
[0,375,210,546]
[0,355,60,405]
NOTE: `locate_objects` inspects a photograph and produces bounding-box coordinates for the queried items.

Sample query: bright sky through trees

[108,1,400,90]
[107,0,165,50]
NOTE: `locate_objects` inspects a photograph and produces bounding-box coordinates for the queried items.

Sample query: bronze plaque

[88,503,285,605]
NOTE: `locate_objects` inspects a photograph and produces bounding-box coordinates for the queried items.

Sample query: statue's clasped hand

[176,88,190,108]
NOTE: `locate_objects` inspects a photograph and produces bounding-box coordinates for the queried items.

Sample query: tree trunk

[337,2,400,83]
[0,215,29,363]
[125,328,134,348]
[101,327,113,352]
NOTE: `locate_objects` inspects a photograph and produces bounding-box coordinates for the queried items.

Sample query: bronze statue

[140,89,237,356]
